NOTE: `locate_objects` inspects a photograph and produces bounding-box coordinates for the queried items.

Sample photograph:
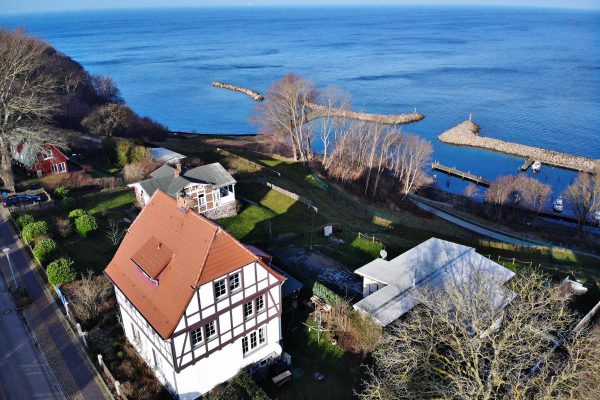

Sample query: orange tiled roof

[104,190,285,339]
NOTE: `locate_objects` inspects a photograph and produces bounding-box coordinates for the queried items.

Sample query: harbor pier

[432,162,491,187]
[438,120,600,173]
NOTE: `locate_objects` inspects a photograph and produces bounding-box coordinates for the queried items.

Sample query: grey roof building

[128,162,238,218]
[138,163,236,198]
[353,238,515,327]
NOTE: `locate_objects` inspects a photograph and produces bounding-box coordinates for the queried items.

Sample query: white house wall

[114,287,178,394]
[119,260,284,398]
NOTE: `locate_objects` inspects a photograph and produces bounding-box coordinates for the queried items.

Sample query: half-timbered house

[128,162,237,219]
[104,190,285,399]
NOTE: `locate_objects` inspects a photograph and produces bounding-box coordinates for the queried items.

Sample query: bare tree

[105,220,126,245]
[563,167,600,231]
[391,133,433,198]
[253,73,318,162]
[314,86,350,167]
[359,269,600,400]
[90,74,122,103]
[0,29,64,190]
[82,102,132,136]
[69,270,113,325]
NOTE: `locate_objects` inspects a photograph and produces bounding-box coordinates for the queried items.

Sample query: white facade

[114,260,283,399]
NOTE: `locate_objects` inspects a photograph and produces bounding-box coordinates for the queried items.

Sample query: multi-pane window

[43,149,53,159]
[191,328,202,347]
[243,301,253,319]
[229,273,240,291]
[258,326,266,344]
[214,279,227,298]
[205,321,216,339]
[256,295,265,312]
[242,326,267,355]
[198,194,206,206]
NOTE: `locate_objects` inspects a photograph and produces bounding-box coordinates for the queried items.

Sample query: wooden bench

[272,370,292,386]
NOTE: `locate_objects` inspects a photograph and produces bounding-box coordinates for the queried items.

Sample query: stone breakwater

[438,121,600,173]
[305,103,425,125]
[212,81,264,101]
[212,82,425,125]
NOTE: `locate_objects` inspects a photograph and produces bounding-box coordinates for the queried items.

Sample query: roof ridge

[193,225,219,288]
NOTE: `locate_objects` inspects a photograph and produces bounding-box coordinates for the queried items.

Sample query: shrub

[75,214,98,237]
[46,258,76,286]
[54,186,70,199]
[33,239,57,263]
[22,221,49,243]
[16,214,35,229]
[61,197,76,210]
[123,159,160,184]
[313,282,342,305]
[55,217,73,237]
[68,209,87,218]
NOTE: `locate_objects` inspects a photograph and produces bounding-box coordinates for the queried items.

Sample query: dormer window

[214,279,227,298]
[43,149,53,160]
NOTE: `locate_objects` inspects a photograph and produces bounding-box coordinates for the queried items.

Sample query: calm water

[2,6,599,196]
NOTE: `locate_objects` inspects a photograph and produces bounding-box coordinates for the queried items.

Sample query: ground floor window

[242,326,267,355]
[50,162,66,174]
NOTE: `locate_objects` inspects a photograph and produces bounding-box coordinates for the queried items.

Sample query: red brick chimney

[174,162,182,177]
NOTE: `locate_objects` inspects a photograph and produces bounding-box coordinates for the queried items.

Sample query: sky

[1,0,599,15]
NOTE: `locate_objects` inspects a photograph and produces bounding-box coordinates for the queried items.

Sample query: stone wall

[202,201,238,220]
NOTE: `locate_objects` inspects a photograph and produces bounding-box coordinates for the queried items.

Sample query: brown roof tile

[104,190,285,339]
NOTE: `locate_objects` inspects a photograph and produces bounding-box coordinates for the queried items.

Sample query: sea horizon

[2,5,598,195]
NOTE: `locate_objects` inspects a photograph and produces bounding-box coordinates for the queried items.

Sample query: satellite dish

[380,249,388,260]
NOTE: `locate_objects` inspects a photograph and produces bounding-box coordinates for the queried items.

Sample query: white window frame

[229,273,240,292]
[204,321,217,341]
[198,194,206,207]
[242,326,267,356]
[43,149,54,160]
[243,301,253,319]
[256,295,265,313]
[191,327,203,348]
[214,279,227,298]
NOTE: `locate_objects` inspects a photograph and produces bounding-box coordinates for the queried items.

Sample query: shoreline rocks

[438,120,599,173]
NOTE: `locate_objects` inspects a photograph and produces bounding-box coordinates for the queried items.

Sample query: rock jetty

[212,82,425,125]
[305,103,425,125]
[438,120,600,173]
[212,81,264,101]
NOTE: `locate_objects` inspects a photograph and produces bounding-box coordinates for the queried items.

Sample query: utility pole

[2,248,18,289]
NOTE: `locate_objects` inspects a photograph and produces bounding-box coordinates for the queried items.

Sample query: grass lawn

[264,311,365,400]
[85,155,121,177]
[219,182,326,244]
[25,188,137,275]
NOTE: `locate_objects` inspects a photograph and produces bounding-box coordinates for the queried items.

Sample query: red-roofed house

[104,190,285,399]
[11,142,69,177]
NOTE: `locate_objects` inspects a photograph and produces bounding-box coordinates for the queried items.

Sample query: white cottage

[105,190,285,399]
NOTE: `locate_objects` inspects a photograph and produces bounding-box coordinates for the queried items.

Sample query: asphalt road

[0,273,57,400]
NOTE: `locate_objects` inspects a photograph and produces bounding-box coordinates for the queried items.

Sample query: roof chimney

[174,162,182,177]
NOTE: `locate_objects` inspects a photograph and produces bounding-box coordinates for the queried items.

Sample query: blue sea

[2,6,599,197]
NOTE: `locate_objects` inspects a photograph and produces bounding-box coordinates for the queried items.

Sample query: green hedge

[46,258,76,286]
[33,239,57,264]
[313,281,342,305]
[68,209,87,218]
[16,214,35,229]
[74,214,98,237]
[22,221,49,243]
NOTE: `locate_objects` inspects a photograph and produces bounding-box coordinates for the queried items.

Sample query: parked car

[594,210,600,222]
[553,197,564,213]
[0,190,12,199]
[2,194,42,208]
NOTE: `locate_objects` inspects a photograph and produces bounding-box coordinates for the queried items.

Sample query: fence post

[512,258,515,265]
[115,381,122,397]
[98,354,103,368]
